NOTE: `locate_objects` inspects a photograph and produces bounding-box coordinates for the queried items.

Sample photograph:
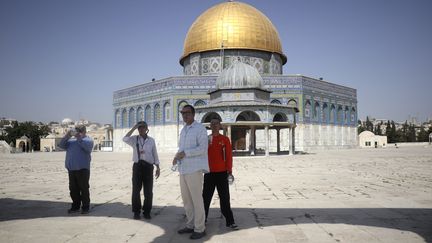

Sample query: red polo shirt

[208,134,233,173]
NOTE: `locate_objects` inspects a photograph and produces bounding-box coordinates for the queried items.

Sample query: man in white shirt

[123,121,160,220]
[173,105,209,240]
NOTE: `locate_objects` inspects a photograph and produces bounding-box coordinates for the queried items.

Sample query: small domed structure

[61,118,73,125]
[216,61,264,90]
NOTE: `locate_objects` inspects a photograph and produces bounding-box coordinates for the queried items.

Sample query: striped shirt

[177,121,209,175]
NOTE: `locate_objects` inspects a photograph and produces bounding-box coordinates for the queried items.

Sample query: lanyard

[138,137,147,150]
[136,136,147,160]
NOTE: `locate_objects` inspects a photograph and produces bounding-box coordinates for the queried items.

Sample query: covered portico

[200,110,297,156]
[196,60,298,156]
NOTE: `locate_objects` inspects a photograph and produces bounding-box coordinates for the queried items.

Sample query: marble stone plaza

[1,145,431,242]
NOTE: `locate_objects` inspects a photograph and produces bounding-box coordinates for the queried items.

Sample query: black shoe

[67,208,80,214]
[143,213,151,219]
[133,212,141,220]
[81,208,89,215]
[227,223,239,230]
[177,227,194,234]
[190,231,206,239]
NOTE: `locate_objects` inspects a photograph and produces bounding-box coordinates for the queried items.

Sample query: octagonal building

[113,1,358,153]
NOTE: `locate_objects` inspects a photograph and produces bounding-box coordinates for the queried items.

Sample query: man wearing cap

[123,121,160,220]
[58,125,94,214]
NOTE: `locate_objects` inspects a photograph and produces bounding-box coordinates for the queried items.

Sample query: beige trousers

[179,171,205,233]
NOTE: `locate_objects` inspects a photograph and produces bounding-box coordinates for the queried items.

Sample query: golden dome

[181,1,286,64]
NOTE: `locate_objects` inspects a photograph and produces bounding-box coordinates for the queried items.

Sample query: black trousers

[68,169,90,210]
[202,171,235,226]
[132,161,154,215]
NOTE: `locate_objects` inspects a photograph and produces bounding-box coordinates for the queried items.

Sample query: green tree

[401,121,409,142]
[408,124,416,142]
[385,120,391,138]
[375,121,383,135]
[417,125,429,142]
[389,121,397,143]
[357,119,365,134]
[365,116,374,132]
[4,121,50,151]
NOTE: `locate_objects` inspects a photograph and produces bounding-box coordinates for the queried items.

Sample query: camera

[69,128,77,136]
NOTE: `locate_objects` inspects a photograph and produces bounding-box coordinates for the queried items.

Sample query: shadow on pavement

[1,198,431,242]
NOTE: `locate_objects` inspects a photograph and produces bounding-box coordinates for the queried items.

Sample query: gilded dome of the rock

[181,1,286,64]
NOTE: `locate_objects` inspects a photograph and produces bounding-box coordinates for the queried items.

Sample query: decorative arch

[121,109,127,128]
[115,109,121,128]
[136,106,144,122]
[236,110,260,121]
[322,103,328,123]
[194,100,206,107]
[351,107,356,123]
[304,100,311,118]
[202,112,222,123]
[273,112,287,122]
[178,100,189,110]
[271,99,281,104]
[337,105,343,124]
[154,103,161,124]
[163,102,171,122]
[178,100,189,121]
[330,104,335,123]
[344,106,350,124]
[144,105,152,124]
[313,101,320,121]
[287,99,297,108]
[128,107,135,128]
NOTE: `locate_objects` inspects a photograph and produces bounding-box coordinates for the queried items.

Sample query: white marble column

[289,126,296,155]
[250,126,256,156]
[265,125,269,157]
[276,128,280,154]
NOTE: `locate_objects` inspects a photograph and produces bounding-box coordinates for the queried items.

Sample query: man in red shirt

[202,117,238,229]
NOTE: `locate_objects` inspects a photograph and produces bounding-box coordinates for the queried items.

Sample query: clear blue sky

[1,0,431,124]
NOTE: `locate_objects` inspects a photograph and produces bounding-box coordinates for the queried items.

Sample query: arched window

[330,105,335,123]
[154,103,161,124]
[202,112,222,123]
[287,99,297,108]
[164,102,171,122]
[337,106,343,124]
[194,100,206,107]
[322,103,328,123]
[313,101,320,121]
[121,109,127,128]
[115,110,121,128]
[344,107,350,124]
[128,107,135,128]
[304,100,311,118]
[136,107,144,122]
[236,111,260,121]
[178,101,189,121]
[273,112,287,122]
[351,107,356,123]
[144,105,152,124]
[271,99,281,104]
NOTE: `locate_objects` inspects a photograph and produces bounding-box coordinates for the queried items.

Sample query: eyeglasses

[180,111,193,115]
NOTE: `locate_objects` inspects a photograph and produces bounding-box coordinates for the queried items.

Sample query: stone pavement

[1,145,431,243]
